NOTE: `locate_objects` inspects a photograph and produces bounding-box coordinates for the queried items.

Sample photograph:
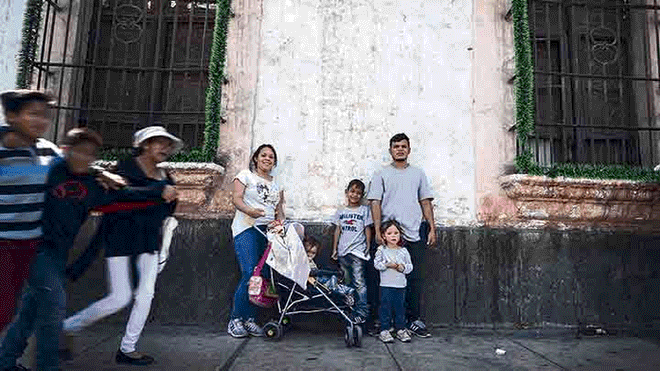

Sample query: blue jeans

[0,252,66,371]
[230,226,267,320]
[379,286,406,331]
[338,254,368,319]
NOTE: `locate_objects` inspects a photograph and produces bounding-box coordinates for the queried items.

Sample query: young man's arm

[366,172,384,245]
[370,200,383,245]
[420,198,436,247]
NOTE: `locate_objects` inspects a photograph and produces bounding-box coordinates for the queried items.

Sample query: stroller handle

[253,221,305,240]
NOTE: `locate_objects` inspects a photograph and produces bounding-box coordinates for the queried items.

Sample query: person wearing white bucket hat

[62,126,181,366]
[132,125,184,155]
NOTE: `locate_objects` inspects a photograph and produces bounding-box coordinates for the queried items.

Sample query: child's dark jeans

[338,254,368,319]
[379,286,406,331]
[0,252,66,371]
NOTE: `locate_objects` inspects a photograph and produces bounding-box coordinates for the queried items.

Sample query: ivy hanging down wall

[511,0,535,174]
[16,0,43,89]
[203,0,232,163]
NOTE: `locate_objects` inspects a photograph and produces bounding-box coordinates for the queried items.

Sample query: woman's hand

[267,219,283,228]
[248,207,266,218]
[162,185,178,203]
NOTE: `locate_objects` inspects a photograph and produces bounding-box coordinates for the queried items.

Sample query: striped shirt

[0,135,62,241]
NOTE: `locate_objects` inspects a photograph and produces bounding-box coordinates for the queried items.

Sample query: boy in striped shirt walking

[0,90,62,334]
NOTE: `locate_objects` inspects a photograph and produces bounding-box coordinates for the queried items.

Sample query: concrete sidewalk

[12,321,660,371]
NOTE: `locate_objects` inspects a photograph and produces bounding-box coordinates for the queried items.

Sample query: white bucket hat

[133,126,184,154]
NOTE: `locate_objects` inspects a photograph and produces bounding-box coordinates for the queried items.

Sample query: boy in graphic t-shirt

[331,179,373,324]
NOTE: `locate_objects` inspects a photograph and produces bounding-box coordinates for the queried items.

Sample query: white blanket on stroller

[265,223,310,290]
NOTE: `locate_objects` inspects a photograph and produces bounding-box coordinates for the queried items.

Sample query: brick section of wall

[479,175,660,232]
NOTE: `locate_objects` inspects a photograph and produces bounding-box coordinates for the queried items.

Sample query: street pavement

[10,320,660,371]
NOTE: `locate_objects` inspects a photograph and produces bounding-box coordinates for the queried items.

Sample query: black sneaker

[115,349,155,366]
[408,319,431,338]
[367,323,381,337]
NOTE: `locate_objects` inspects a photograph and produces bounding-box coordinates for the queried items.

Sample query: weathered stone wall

[222,0,480,225]
[472,0,517,224]
[66,220,660,330]
[0,0,27,119]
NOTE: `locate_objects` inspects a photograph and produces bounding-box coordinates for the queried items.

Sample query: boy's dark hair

[389,133,410,148]
[0,90,54,114]
[249,144,278,171]
[380,219,404,245]
[346,179,365,194]
[62,128,103,148]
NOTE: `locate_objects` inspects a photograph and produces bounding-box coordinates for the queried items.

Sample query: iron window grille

[528,0,660,167]
[32,0,216,149]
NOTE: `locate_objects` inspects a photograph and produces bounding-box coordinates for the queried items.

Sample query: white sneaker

[244,318,264,337]
[379,329,394,343]
[228,318,248,338]
[396,329,412,342]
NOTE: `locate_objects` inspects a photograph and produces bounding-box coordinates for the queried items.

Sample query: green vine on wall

[511,0,536,174]
[203,0,232,162]
[16,0,43,89]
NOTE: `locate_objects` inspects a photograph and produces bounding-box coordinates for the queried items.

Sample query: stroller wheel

[264,322,282,340]
[281,316,292,329]
[344,324,354,348]
[353,325,363,348]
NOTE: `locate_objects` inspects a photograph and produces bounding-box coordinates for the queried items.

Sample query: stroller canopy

[265,222,311,289]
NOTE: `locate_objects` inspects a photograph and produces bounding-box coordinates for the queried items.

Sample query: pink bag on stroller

[248,244,278,308]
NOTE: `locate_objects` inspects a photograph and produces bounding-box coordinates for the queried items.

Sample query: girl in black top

[63,126,182,366]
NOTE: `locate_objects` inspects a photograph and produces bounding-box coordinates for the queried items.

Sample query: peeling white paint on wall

[0,0,26,94]
[251,0,475,225]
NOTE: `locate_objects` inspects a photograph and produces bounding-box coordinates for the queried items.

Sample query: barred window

[35,0,215,148]
[528,0,660,167]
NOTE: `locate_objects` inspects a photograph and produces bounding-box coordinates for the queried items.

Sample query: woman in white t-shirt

[227,144,284,338]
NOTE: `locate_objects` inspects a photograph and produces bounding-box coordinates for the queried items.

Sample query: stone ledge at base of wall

[480,175,660,231]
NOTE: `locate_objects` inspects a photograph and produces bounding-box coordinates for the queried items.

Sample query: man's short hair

[0,90,54,115]
[389,133,410,147]
[62,128,103,148]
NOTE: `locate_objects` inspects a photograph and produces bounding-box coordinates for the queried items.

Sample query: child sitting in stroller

[303,235,355,306]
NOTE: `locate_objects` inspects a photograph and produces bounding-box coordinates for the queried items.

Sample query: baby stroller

[254,222,364,347]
